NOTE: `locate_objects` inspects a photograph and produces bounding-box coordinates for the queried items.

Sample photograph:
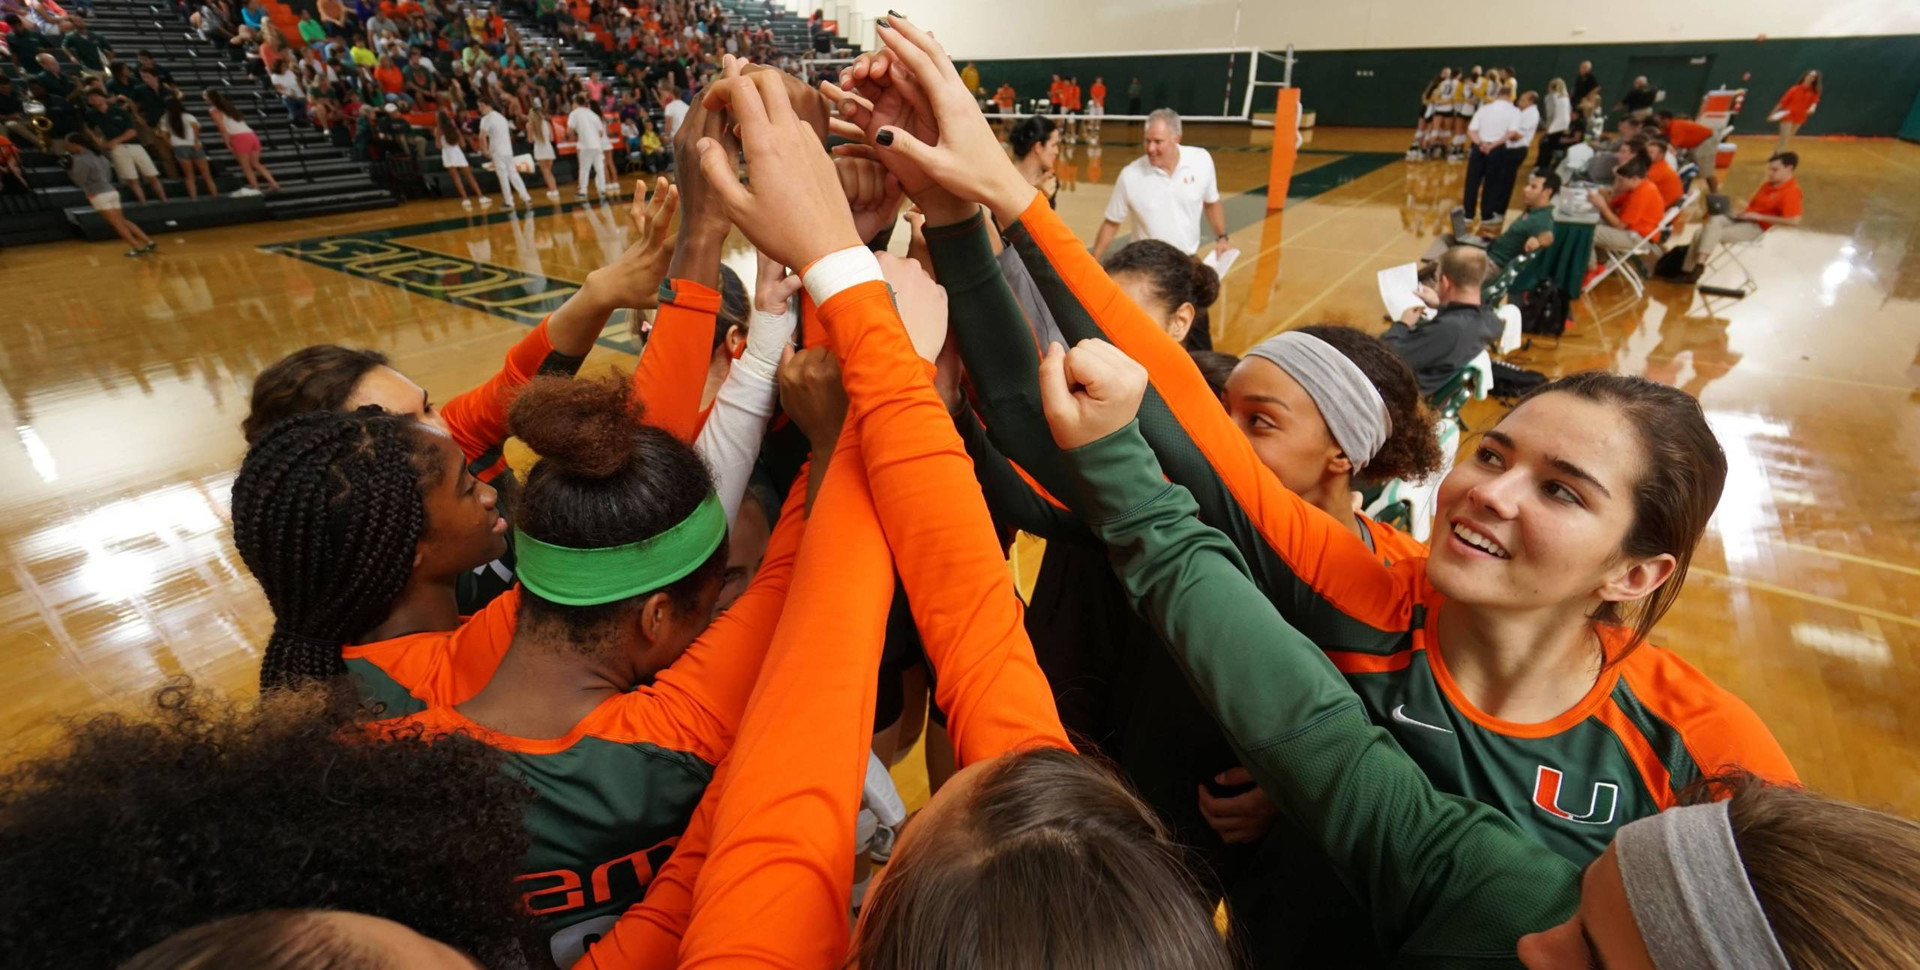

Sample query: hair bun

[507,372,643,480]
[1189,261,1221,309]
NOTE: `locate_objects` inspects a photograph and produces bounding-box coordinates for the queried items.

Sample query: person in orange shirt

[372,55,407,106]
[1088,74,1106,137]
[1588,155,1666,261]
[1676,150,1803,279]
[1655,108,1723,191]
[1770,69,1820,151]
[1645,137,1683,207]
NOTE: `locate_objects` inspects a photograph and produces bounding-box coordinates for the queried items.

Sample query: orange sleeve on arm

[1011,194,1413,629]
[817,280,1070,764]
[677,429,894,969]
[631,279,720,443]
[604,469,811,767]
[438,318,559,463]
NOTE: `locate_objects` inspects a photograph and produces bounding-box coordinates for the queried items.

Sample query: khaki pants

[1683,215,1764,271]
[1592,224,1660,266]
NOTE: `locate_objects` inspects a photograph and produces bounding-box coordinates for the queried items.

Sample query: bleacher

[1,0,398,247]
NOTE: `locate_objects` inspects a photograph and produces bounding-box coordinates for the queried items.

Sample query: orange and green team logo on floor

[260,149,1398,349]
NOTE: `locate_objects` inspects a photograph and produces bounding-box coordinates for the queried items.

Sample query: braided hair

[230,409,443,691]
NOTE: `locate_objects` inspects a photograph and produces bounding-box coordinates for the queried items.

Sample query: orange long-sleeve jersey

[677,428,895,968]
[440,317,585,485]
[341,588,520,719]
[581,270,1070,968]
[991,191,1793,861]
[631,279,720,443]
[818,278,1070,764]
[379,474,811,966]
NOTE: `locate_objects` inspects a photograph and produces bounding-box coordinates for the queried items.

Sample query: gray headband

[1614,801,1790,970]
[1243,331,1391,472]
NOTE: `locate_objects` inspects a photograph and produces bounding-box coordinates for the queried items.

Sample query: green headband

[513,492,726,606]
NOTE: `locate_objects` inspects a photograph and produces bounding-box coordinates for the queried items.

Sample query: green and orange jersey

[340,587,521,719]
[436,317,586,613]
[946,191,1794,863]
[381,473,811,967]
[585,263,1069,968]
[630,278,720,444]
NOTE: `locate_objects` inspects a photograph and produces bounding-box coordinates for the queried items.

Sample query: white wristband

[801,246,883,306]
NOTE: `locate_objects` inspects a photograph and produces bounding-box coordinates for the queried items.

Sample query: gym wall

[806,0,1920,135]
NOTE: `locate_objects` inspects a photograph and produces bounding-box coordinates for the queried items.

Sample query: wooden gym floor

[2,124,1916,814]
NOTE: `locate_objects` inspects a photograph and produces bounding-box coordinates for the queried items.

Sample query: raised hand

[753,249,802,315]
[835,155,903,245]
[1037,338,1150,450]
[778,346,848,452]
[697,70,861,273]
[861,16,1034,223]
[877,252,947,363]
[583,177,678,311]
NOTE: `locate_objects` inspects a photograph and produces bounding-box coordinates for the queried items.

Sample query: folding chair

[1697,230,1764,298]
[1586,188,1700,299]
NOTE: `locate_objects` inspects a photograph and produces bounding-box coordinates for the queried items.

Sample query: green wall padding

[973,35,1920,136]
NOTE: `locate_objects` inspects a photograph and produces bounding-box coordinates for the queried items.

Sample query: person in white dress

[566,94,611,200]
[528,106,560,199]
[436,108,486,208]
[478,98,531,209]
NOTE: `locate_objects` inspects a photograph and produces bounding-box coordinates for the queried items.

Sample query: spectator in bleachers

[133,50,172,85]
[297,10,330,58]
[25,78,77,144]
[60,15,110,79]
[317,0,350,38]
[1673,151,1802,282]
[0,75,44,151]
[64,130,155,254]
[348,34,376,67]
[82,89,165,202]
[161,95,219,198]
[372,52,408,107]
[33,51,77,103]
[1382,245,1500,396]
[1588,155,1662,263]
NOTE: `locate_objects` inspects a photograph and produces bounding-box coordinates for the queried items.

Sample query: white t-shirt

[1102,144,1220,255]
[214,110,253,136]
[167,112,201,148]
[1546,93,1571,134]
[269,69,302,99]
[662,98,688,138]
[1509,104,1540,146]
[1469,98,1520,147]
[479,109,515,157]
[567,106,606,150]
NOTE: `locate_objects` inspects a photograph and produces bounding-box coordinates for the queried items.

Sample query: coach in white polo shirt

[1091,108,1229,259]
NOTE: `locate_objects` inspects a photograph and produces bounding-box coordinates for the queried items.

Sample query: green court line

[262,151,1400,336]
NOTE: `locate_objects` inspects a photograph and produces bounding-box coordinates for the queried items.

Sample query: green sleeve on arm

[924,209,1082,509]
[1066,423,1580,963]
[953,404,1088,543]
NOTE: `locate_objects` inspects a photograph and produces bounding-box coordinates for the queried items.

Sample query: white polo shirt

[1508,104,1540,147]
[478,109,514,157]
[1469,98,1520,148]
[1102,144,1220,255]
[662,97,689,138]
[567,106,606,151]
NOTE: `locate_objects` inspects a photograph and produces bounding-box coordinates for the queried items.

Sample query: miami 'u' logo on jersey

[1532,765,1620,825]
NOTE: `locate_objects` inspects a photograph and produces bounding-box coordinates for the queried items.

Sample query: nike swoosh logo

[1392,704,1455,734]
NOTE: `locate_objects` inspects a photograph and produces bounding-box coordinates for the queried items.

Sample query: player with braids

[232,408,511,702]
[242,184,680,614]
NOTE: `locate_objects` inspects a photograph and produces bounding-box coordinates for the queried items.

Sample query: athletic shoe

[461,199,474,209]
[480,197,494,207]
[232,187,262,197]
[546,189,560,199]
[140,241,158,254]
[1581,264,1606,292]
[518,195,532,205]
[124,247,145,257]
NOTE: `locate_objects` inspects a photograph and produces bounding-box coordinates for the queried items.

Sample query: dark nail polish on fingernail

[887,9,902,16]
[875,17,888,28]
[876,128,894,146]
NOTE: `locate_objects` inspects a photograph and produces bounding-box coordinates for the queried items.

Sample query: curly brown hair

[0,681,538,969]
